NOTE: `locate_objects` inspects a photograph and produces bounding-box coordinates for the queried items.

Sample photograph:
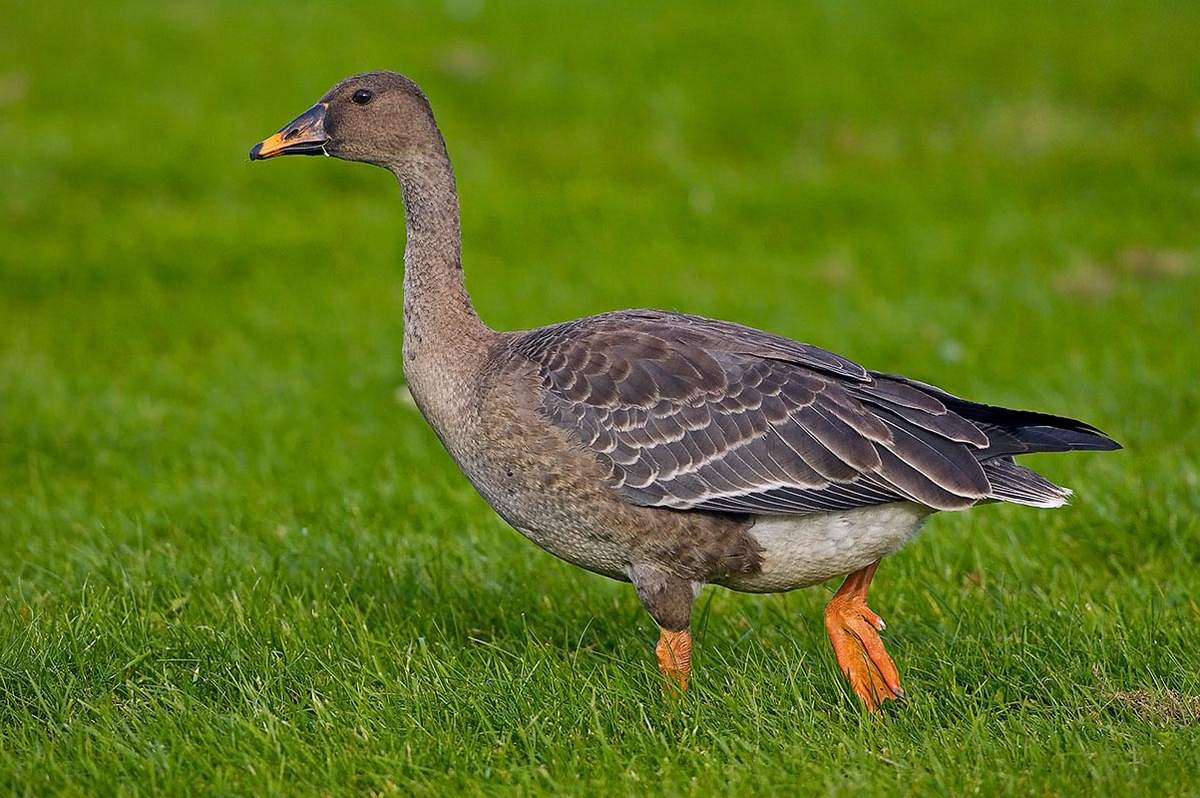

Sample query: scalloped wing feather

[514,310,1042,515]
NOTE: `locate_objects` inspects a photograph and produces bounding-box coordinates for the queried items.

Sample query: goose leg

[629,565,698,691]
[825,560,903,711]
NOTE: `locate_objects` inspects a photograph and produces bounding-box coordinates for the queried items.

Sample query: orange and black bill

[249,102,329,160]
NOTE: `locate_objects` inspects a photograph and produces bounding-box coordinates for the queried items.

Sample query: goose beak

[250,102,329,160]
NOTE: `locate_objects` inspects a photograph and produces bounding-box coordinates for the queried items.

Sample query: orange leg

[824,560,903,711]
[656,628,692,691]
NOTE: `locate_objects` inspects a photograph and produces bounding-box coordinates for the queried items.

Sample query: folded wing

[515,310,1008,514]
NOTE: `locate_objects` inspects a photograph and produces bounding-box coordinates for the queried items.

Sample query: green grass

[2,0,1199,794]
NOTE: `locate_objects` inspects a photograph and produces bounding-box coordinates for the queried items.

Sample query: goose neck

[392,149,490,366]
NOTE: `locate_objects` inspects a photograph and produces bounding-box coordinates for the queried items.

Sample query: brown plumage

[252,71,1120,711]
[515,308,1116,514]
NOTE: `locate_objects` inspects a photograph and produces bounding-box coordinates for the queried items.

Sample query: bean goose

[250,72,1119,710]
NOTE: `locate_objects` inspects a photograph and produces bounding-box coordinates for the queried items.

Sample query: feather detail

[515,309,1114,515]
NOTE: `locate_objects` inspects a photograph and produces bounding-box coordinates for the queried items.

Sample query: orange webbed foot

[656,628,692,692]
[824,562,902,711]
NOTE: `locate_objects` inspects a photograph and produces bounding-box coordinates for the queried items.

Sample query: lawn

[2,0,1199,794]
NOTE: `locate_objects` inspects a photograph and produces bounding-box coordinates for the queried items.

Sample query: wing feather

[515,310,1000,514]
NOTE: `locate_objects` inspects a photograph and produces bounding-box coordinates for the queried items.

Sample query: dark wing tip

[1087,433,1123,452]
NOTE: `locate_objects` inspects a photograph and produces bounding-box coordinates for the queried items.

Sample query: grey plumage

[516,309,1118,515]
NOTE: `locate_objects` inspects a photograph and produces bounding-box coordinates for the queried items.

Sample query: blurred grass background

[2,0,1199,795]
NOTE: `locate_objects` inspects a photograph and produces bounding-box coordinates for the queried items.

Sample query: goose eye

[352,89,373,105]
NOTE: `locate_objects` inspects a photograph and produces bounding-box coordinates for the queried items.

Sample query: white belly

[718,503,932,593]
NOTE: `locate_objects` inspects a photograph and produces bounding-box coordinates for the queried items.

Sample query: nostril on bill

[283,128,300,141]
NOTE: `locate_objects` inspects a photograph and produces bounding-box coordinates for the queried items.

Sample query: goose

[250,71,1119,710]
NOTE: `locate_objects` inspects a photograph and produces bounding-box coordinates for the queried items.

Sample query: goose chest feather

[251,71,1120,710]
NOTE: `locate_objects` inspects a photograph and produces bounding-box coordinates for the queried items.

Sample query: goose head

[250,71,439,169]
